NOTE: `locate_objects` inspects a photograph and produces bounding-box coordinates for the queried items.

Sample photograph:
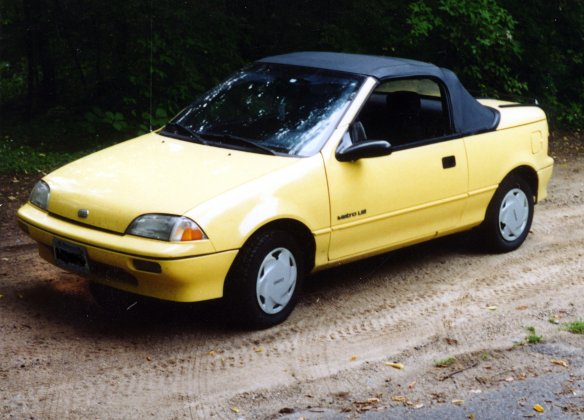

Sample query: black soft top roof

[258,52,499,135]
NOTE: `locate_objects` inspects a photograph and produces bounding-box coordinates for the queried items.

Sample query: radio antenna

[148,0,153,132]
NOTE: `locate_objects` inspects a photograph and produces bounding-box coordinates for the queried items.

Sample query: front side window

[163,64,363,156]
[356,78,452,148]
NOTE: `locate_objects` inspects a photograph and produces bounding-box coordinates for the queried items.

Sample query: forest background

[1,0,583,172]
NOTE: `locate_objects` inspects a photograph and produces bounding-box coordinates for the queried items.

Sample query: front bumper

[17,203,237,302]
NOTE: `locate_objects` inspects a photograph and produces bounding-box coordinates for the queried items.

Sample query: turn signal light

[181,227,204,241]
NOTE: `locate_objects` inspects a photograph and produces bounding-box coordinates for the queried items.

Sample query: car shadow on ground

[303,230,479,295]
[15,230,482,338]
[16,275,233,338]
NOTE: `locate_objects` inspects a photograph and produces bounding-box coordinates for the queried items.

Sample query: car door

[324,78,469,261]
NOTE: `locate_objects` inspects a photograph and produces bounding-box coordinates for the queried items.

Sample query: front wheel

[480,175,534,253]
[225,230,305,329]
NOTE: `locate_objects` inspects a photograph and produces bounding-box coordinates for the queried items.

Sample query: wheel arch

[223,218,316,294]
[504,165,539,203]
[253,219,316,272]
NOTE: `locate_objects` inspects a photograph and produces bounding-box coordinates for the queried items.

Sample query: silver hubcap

[256,247,297,315]
[499,188,529,241]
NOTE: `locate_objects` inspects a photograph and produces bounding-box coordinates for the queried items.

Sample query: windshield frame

[160,63,366,157]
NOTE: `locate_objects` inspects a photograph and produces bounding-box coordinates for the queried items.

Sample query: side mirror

[336,140,392,162]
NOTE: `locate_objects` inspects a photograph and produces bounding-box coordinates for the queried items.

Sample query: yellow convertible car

[17,52,553,328]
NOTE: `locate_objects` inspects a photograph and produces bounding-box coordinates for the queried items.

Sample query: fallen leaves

[385,362,404,369]
[230,406,240,413]
[389,395,424,409]
[533,403,545,413]
[551,359,568,367]
[452,399,464,405]
[350,355,358,361]
[353,397,380,412]
[350,394,428,413]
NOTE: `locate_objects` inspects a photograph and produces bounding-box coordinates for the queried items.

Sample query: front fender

[187,154,330,252]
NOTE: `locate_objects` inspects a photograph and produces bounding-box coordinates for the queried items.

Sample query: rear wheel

[225,230,305,329]
[480,175,534,253]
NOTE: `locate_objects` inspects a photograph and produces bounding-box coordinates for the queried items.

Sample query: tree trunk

[23,0,57,111]
[23,0,36,117]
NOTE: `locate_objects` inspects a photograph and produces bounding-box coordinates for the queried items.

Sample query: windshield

[164,64,363,156]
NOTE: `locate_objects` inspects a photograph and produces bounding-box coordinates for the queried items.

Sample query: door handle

[442,155,456,169]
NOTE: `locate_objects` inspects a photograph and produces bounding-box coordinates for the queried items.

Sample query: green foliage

[434,356,456,367]
[408,0,525,96]
[103,112,127,132]
[136,108,169,134]
[0,0,583,159]
[0,138,86,174]
[0,60,26,102]
[525,326,542,344]
[563,320,584,334]
[500,0,584,128]
[84,107,128,133]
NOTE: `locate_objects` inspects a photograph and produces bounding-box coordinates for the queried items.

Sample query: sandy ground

[1,139,583,419]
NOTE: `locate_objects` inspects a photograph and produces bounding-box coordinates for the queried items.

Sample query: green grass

[563,320,584,334]
[525,326,542,344]
[0,110,127,174]
[434,356,456,368]
[0,139,90,174]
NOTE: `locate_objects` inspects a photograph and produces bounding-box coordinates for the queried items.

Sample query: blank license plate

[53,238,90,274]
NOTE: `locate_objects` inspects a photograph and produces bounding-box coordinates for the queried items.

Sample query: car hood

[44,133,298,233]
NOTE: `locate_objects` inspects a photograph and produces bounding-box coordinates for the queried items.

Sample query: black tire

[480,175,534,253]
[225,230,305,329]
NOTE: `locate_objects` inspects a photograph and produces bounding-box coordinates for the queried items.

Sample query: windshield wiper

[199,132,277,155]
[162,122,208,144]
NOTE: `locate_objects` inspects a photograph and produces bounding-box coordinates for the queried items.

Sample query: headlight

[30,180,50,210]
[126,214,206,242]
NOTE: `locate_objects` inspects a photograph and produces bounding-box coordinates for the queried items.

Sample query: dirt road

[1,142,583,419]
